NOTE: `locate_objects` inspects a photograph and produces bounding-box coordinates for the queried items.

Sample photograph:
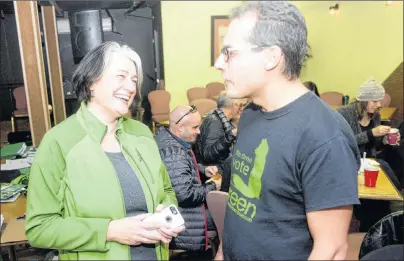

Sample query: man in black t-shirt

[213,1,361,260]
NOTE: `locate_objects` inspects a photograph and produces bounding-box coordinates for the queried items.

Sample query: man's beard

[181,134,196,144]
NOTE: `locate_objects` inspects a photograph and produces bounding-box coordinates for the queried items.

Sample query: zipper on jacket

[113,132,133,260]
[104,151,130,259]
[136,148,155,184]
[121,145,163,259]
[118,132,166,260]
[136,148,165,260]
[120,145,155,211]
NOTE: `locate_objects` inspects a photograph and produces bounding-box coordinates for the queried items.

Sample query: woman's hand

[155,204,185,243]
[372,125,391,137]
[157,226,185,243]
[106,213,168,246]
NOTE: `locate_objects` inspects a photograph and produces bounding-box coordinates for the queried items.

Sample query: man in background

[155,105,221,252]
[196,92,240,191]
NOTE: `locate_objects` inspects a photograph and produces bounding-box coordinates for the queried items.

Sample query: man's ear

[176,123,183,133]
[264,46,282,71]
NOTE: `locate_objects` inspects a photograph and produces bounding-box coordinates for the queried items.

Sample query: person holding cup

[338,77,401,231]
[337,78,401,173]
[338,78,400,155]
[387,128,400,145]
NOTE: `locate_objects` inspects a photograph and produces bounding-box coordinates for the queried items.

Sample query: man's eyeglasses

[221,45,270,62]
[175,105,197,124]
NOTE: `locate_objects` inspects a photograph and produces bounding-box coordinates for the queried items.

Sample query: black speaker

[8,131,32,146]
[63,78,76,99]
[68,10,104,64]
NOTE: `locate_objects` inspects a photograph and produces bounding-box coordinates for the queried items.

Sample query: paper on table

[1,192,21,203]
[0,158,30,170]
[359,158,380,173]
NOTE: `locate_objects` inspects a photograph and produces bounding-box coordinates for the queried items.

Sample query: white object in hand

[144,205,185,229]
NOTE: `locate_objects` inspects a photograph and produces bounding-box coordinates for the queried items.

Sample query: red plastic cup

[364,166,379,187]
[387,128,399,145]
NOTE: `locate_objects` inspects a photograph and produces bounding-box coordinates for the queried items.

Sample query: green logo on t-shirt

[228,139,269,222]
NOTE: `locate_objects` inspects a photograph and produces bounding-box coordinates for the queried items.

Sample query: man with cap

[338,77,401,232]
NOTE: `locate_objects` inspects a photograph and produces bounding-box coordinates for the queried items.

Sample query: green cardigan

[25,104,177,260]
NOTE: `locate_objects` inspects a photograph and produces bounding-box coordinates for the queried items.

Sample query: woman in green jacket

[25,41,184,260]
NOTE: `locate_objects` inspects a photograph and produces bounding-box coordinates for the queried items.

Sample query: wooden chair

[383,93,391,107]
[156,79,165,90]
[11,87,29,132]
[148,90,170,133]
[169,192,222,259]
[206,191,228,241]
[205,191,229,259]
[206,82,225,100]
[187,87,208,104]
[346,233,366,260]
[320,91,344,106]
[192,99,217,118]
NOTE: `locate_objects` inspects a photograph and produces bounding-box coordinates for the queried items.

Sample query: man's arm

[300,135,360,260]
[26,139,111,252]
[160,149,216,207]
[200,119,234,163]
[307,206,352,260]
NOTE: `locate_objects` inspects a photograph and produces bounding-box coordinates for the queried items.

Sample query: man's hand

[231,128,238,136]
[215,242,224,260]
[205,166,219,178]
[207,176,222,191]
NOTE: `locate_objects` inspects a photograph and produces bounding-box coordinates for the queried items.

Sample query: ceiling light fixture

[385,1,400,6]
[329,3,339,15]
